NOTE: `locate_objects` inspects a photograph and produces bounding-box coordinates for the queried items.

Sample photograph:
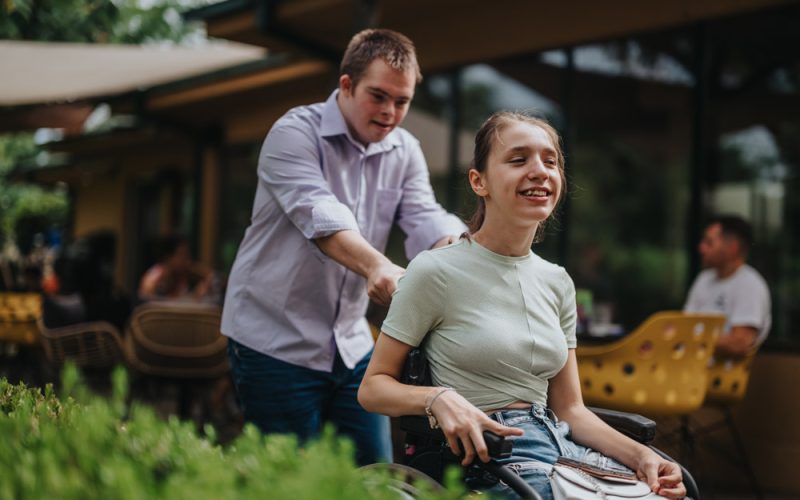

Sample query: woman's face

[470,120,562,231]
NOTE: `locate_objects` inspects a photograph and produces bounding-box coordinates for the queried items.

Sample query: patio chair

[577,311,725,473]
[124,302,228,420]
[694,351,762,498]
[576,311,724,416]
[38,317,125,368]
[0,292,42,346]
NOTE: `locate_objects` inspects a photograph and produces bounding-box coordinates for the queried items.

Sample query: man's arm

[715,326,758,357]
[315,230,404,306]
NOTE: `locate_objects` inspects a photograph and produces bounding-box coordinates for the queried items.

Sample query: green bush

[0,366,467,499]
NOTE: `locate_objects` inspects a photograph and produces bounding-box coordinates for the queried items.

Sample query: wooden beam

[204,10,257,39]
[147,60,332,110]
[0,103,93,134]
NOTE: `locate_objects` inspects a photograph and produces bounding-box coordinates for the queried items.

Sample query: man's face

[337,58,415,145]
[699,223,734,269]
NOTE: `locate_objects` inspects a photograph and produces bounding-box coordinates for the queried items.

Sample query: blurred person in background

[138,235,218,304]
[684,215,771,357]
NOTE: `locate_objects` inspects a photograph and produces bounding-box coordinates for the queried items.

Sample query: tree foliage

[0,133,65,252]
[0,0,209,252]
[0,0,203,44]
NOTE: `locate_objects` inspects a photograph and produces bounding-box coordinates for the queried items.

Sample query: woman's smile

[518,186,552,203]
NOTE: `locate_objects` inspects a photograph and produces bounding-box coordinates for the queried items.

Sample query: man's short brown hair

[708,215,754,255]
[340,29,422,88]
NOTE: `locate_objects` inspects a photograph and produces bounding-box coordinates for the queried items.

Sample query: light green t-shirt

[382,238,577,411]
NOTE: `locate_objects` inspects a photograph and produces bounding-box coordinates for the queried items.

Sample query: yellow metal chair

[697,350,762,498]
[576,311,724,416]
[0,292,42,346]
[706,351,756,405]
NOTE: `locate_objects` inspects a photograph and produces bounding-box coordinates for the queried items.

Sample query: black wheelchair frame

[393,348,700,499]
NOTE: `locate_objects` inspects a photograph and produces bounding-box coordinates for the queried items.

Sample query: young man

[221,29,465,464]
[684,215,771,357]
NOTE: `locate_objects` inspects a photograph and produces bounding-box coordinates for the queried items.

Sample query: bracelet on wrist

[424,387,454,429]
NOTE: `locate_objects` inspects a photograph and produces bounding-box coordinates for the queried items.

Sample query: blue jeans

[228,339,392,465]
[486,403,631,500]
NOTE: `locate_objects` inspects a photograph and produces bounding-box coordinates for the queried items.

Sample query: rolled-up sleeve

[259,125,359,240]
[397,140,467,259]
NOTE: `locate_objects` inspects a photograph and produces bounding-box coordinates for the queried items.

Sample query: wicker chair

[124,302,229,421]
[124,302,228,378]
[38,318,125,368]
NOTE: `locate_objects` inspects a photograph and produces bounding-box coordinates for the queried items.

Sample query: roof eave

[183,0,254,22]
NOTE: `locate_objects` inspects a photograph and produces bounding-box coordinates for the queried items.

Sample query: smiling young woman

[466,113,566,256]
[359,111,686,499]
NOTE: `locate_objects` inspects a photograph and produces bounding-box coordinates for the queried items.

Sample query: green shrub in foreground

[0,366,468,499]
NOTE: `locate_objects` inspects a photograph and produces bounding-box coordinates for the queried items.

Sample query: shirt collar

[319,89,403,155]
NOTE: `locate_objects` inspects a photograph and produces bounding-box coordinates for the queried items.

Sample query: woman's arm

[547,350,686,498]
[358,333,523,465]
[358,333,432,417]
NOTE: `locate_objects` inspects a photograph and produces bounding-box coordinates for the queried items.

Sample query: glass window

[434,31,696,332]
[408,4,800,344]
[707,4,800,345]
[219,143,259,273]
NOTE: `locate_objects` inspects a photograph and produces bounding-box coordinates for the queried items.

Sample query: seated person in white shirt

[684,215,771,357]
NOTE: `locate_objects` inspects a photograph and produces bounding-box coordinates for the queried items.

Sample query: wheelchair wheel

[359,463,445,498]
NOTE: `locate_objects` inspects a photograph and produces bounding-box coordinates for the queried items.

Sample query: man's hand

[367,261,405,306]
[315,230,405,305]
[431,235,458,249]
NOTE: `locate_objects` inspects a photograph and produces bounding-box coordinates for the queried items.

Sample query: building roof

[0,40,267,106]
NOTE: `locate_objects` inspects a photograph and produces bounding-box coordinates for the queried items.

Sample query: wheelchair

[366,348,700,499]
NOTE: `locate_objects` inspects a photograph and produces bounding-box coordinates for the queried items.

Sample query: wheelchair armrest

[588,407,656,443]
[399,415,513,459]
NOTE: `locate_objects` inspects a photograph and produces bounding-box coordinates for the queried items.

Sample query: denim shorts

[484,403,632,500]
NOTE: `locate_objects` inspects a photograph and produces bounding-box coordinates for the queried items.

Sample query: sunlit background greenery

[0,0,211,253]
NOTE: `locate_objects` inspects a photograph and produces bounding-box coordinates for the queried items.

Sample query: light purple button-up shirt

[221,90,466,371]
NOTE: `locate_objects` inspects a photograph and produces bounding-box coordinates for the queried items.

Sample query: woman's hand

[429,390,524,466]
[633,449,686,499]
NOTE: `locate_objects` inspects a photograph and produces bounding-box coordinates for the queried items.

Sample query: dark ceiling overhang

[186,0,797,73]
